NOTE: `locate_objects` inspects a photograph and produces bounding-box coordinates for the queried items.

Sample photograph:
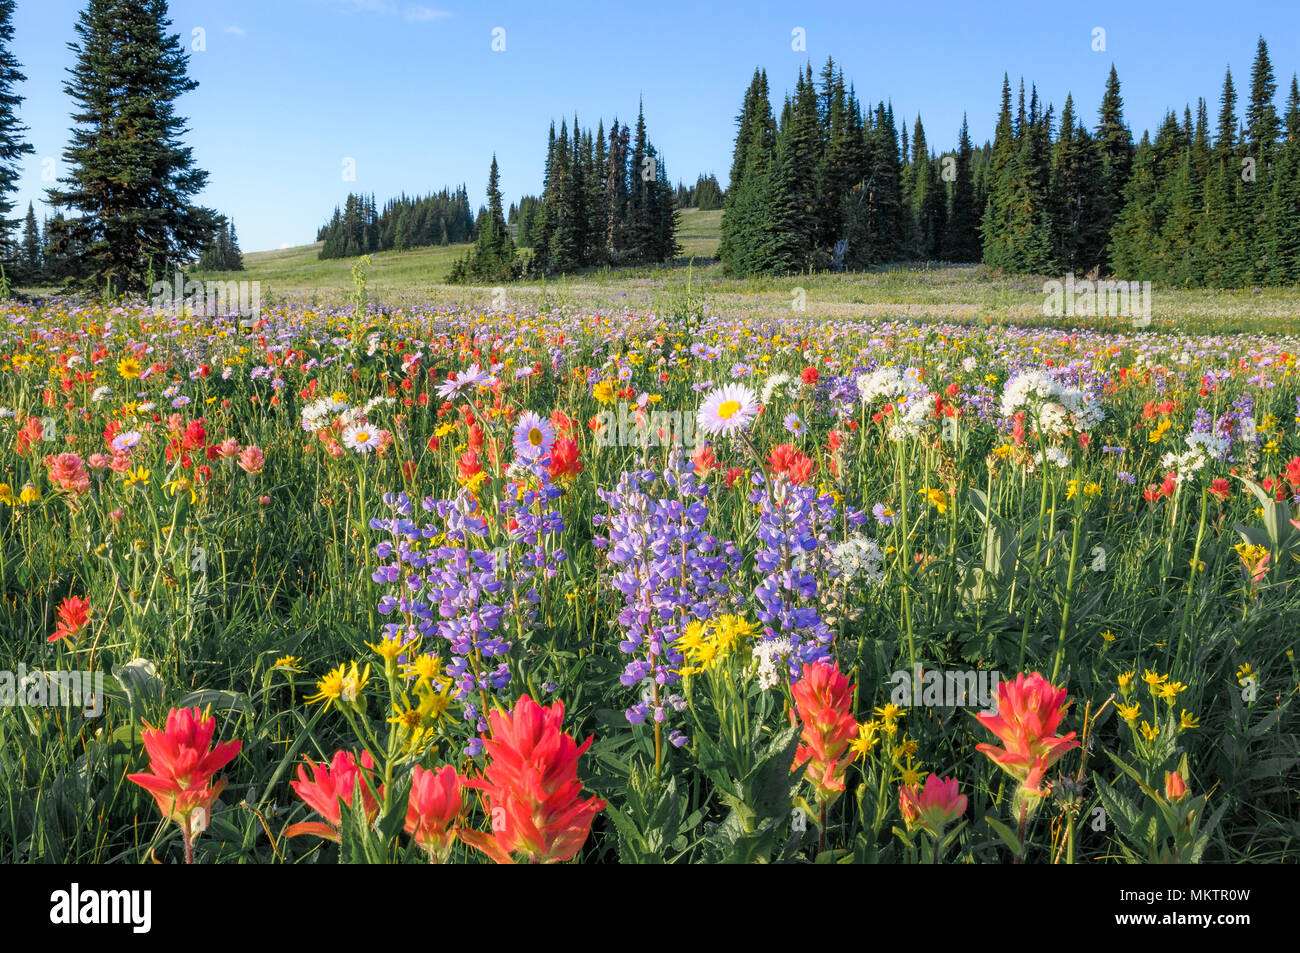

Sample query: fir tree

[0,0,31,270]
[46,0,219,293]
[19,201,39,282]
[942,115,980,261]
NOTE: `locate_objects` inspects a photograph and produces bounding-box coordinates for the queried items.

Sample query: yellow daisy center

[718,400,741,419]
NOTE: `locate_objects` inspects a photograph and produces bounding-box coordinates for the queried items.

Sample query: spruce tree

[1267,76,1300,281]
[942,115,980,261]
[19,201,39,282]
[47,0,218,294]
[1094,65,1133,268]
[0,0,31,270]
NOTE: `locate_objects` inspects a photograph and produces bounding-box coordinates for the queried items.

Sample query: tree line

[723,40,1300,286]
[316,188,475,259]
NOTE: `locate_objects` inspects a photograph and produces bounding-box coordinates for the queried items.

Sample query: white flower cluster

[1161,431,1230,479]
[857,366,933,441]
[760,372,798,405]
[300,394,350,432]
[752,637,793,690]
[1030,446,1073,470]
[1000,370,1104,434]
[829,535,885,585]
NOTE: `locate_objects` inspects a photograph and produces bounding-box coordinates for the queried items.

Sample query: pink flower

[237,445,264,475]
[406,764,465,862]
[44,452,90,495]
[218,438,240,458]
[87,452,111,469]
[899,774,967,836]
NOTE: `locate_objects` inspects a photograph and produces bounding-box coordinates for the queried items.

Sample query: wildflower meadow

[1,294,1296,866]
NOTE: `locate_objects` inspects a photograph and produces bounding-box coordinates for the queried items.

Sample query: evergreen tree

[720,70,776,272]
[448,155,521,282]
[19,201,39,282]
[46,0,218,294]
[1267,76,1300,281]
[1245,38,1279,281]
[1050,94,1105,273]
[942,115,980,261]
[0,0,31,271]
[1094,65,1133,268]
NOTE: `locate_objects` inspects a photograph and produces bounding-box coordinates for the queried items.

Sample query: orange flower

[459,695,605,864]
[790,661,858,807]
[975,672,1079,798]
[286,749,379,842]
[1164,770,1189,803]
[126,707,242,841]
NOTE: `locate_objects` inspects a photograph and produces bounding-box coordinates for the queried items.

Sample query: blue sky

[9,0,1299,251]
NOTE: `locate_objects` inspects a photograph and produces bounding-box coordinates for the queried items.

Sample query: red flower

[126,707,242,838]
[1208,478,1231,502]
[975,672,1079,799]
[48,595,91,643]
[1160,473,1177,497]
[692,443,719,478]
[457,450,481,481]
[801,366,819,385]
[286,749,379,842]
[724,466,744,489]
[767,443,816,485]
[406,764,465,862]
[548,436,583,481]
[790,662,858,807]
[459,695,605,864]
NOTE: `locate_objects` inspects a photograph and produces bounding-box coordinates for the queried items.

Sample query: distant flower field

[1,297,1297,864]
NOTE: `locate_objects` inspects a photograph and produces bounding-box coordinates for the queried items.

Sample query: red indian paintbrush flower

[127,707,242,841]
[899,774,967,837]
[48,595,91,642]
[790,661,858,806]
[975,672,1079,798]
[285,749,379,842]
[459,694,605,864]
[406,764,465,862]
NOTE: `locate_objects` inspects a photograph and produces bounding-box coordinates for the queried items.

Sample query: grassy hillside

[150,204,1300,333]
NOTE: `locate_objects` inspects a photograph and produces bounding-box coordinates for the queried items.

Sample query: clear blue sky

[9,0,1299,252]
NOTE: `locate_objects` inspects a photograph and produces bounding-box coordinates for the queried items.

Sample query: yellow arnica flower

[1139,720,1160,741]
[918,487,947,514]
[273,655,301,670]
[1236,663,1254,686]
[1148,419,1172,443]
[592,380,615,404]
[849,720,880,760]
[399,653,443,683]
[1142,669,1167,689]
[1179,709,1199,730]
[1156,680,1187,702]
[898,758,925,787]
[1101,629,1116,643]
[367,634,406,663]
[1117,670,1136,694]
[1116,701,1142,721]
[124,465,150,488]
[19,483,39,504]
[306,661,370,709]
[117,357,141,380]
[0,483,14,506]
